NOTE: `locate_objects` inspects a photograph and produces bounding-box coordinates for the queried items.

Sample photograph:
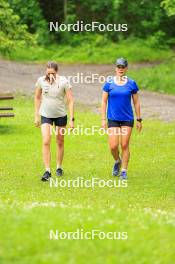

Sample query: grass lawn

[129,61,175,95]
[2,38,174,64]
[0,97,175,264]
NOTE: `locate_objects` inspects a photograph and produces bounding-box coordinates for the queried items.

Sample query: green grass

[129,60,175,94]
[0,97,175,264]
[2,38,174,64]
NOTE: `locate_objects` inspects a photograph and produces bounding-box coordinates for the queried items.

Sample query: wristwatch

[71,118,75,121]
[137,118,142,122]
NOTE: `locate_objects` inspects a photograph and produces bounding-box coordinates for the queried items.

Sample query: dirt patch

[0,59,175,121]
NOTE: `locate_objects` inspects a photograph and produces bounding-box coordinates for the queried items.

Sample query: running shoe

[112,159,121,176]
[120,171,128,180]
[56,168,64,176]
[41,171,51,181]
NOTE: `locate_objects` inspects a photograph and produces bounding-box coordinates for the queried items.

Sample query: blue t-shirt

[103,77,139,121]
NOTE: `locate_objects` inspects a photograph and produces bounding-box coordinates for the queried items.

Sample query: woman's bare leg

[120,126,132,169]
[41,123,52,169]
[56,127,65,168]
[108,127,120,160]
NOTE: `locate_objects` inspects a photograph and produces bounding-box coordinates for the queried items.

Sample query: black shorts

[108,119,134,128]
[41,115,67,127]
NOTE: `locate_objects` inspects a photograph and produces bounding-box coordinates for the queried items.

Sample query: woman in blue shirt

[101,58,142,180]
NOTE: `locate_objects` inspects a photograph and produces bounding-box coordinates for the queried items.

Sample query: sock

[115,159,120,164]
[46,168,51,173]
[121,168,127,172]
[57,165,62,169]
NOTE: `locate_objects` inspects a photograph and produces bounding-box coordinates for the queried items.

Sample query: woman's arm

[66,89,74,128]
[132,93,142,132]
[34,88,42,127]
[101,91,108,128]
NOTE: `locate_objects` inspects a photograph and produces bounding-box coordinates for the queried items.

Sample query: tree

[161,0,175,16]
[0,0,36,54]
[8,0,49,44]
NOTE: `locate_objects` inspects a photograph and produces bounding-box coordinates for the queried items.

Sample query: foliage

[1,0,175,52]
[0,0,36,54]
[5,37,173,64]
[8,0,49,44]
[161,0,175,16]
[53,0,175,44]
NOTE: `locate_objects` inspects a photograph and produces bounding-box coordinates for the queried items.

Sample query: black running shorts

[108,119,134,128]
[41,115,67,127]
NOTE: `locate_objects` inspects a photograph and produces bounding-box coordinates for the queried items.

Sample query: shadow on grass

[0,124,17,135]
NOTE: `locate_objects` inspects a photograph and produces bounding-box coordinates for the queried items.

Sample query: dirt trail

[0,59,175,121]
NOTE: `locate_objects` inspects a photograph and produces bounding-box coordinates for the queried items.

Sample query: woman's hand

[101,119,107,129]
[69,120,74,129]
[34,115,40,127]
[136,121,142,132]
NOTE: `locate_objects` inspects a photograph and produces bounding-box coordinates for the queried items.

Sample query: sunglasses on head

[117,65,126,69]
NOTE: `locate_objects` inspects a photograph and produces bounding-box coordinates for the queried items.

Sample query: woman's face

[46,68,57,82]
[116,66,128,77]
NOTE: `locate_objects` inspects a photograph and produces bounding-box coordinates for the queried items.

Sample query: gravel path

[0,59,175,121]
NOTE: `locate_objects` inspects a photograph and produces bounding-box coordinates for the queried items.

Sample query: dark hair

[46,61,58,72]
[45,61,58,82]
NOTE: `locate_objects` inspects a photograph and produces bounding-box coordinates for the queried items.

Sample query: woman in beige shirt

[34,61,74,181]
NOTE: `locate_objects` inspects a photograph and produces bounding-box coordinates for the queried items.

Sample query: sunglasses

[117,65,126,69]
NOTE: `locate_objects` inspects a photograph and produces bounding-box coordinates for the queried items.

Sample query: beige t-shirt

[35,75,71,118]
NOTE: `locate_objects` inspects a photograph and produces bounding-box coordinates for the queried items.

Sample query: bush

[8,0,49,44]
[0,0,36,55]
[145,31,168,48]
